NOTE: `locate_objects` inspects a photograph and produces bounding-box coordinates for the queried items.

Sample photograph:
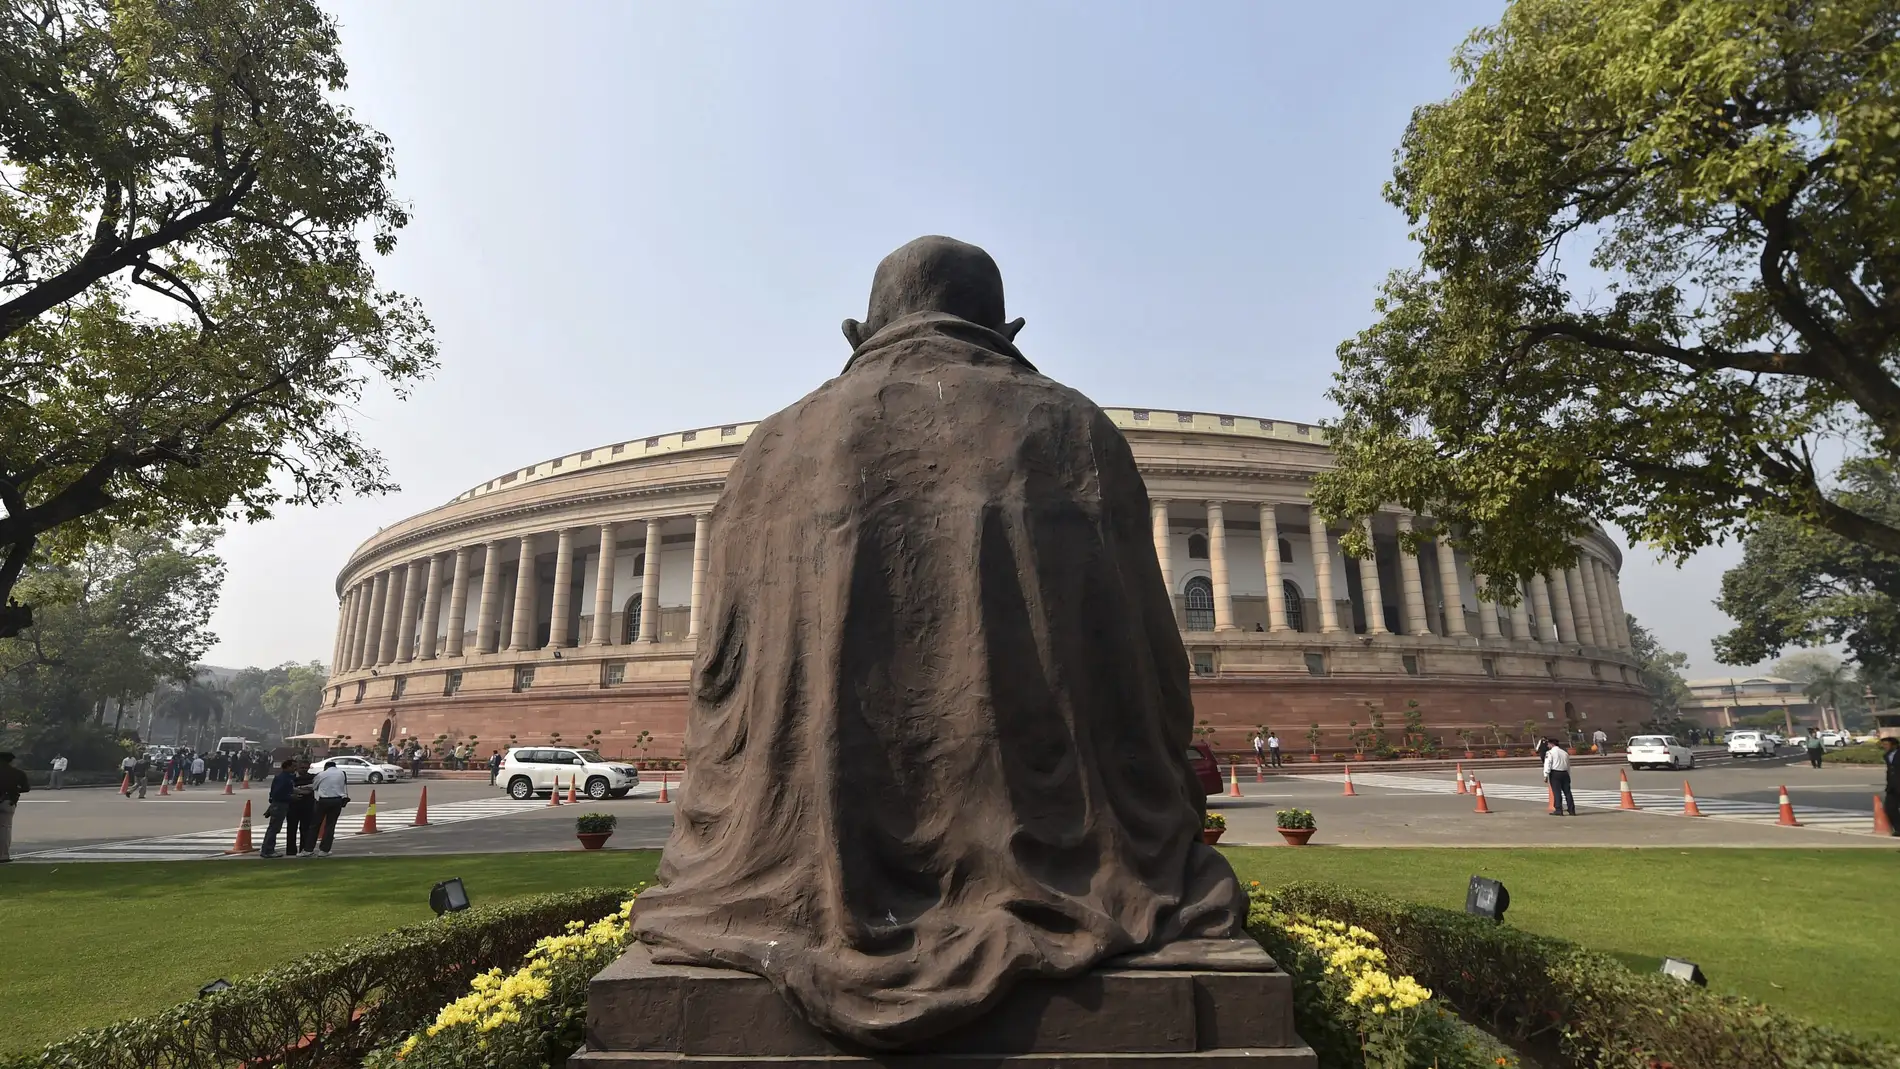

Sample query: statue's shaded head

[843,236,1026,349]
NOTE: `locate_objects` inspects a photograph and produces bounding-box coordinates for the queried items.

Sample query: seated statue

[632,236,1245,1050]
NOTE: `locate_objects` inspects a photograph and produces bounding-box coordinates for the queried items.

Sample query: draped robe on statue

[632,260,1243,1050]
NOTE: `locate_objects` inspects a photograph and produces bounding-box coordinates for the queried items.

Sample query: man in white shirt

[120,754,136,794]
[1591,728,1609,755]
[311,760,351,856]
[1266,733,1282,768]
[1542,739,1575,816]
[190,754,206,785]
[49,754,68,790]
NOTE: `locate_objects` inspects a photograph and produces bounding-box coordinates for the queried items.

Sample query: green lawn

[0,847,1890,1053]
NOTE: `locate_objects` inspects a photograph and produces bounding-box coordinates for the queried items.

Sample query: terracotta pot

[1351,753,1366,761]
[1308,754,1320,763]
[1463,750,1475,759]
[1496,749,1510,758]
[1201,828,1225,845]
[1277,827,1316,847]
[576,831,613,851]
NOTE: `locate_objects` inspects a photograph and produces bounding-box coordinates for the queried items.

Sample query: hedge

[1269,882,1900,1069]
[2,888,629,1069]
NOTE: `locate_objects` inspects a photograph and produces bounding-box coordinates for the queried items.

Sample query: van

[216,737,257,754]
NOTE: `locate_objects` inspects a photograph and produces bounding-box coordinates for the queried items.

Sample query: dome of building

[319,408,1648,758]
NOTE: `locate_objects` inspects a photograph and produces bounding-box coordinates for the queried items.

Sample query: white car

[1626,735,1695,771]
[1764,732,1786,747]
[1727,730,1777,758]
[313,755,406,783]
[498,747,639,801]
[1820,730,1852,748]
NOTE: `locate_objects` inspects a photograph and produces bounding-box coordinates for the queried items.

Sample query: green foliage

[1269,882,1900,1069]
[222,660,329,741]
[0,0,436,633]
[1815,742,1887,764]
[1276,808,1316,830]
[1628,615,1692,720]
[574,812,617,834]
[1312,0,1900,596]
[0,888,627,1069]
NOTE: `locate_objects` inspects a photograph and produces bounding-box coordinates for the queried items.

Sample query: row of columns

[1149,499,1632,652]
[332,514,712,674]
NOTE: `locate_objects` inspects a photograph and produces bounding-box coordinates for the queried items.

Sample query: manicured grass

[0,852,659,1053]
[1225,848,1899,1040]
[2,848,1891,1052]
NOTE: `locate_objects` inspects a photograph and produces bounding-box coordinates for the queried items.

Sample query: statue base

[569,938,1316,1068]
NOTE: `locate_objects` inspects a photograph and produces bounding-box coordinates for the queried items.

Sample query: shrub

[365,897,637,1069]
[1203,811,1227,830]
[1276,808,1316,830]
[1,888,629,1069]
[575,812,617,834]
[1820,742,1888,764]
[1269,882,1900,1069]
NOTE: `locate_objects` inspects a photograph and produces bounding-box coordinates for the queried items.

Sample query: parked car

[312,754,407,783]
[498,747,639,800]
[1626,735,1695,771]
[1819,730,1851,748]
[1727,730,1777,758]
[1187,740,1223,797]
[1764,732,1786,747]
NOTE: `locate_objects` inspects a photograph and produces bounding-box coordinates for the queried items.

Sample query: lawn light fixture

[1660,958,1707,986]
[430,878,471,916]
[198,978,232,998]
[1464,875,1509,923]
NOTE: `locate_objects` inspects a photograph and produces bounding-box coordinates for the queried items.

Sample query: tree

[1312,0,1900,595]
[1628,615,1691,721]
[158,675,225,748]
[0,0,435,636]
[258,660,326,737]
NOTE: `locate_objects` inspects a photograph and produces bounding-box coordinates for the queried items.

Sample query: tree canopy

[0,0,434,635]
[1628,615,1691,720]
[1312,0,1900,593]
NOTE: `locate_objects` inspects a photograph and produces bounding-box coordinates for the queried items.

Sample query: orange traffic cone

[1776,785,1800,826]
[1228,765,1243,798]
[229,799,256,854]
[241,770,251,791]
[1342,765,1357,797]
[1682,781,1704,817]
[657,772,670,804]
[1255,762,1263,784]
[159,777,170,796]
[1874,795,1894,836]
[359,790,380,834]
[119,772,131,796]
[1618,769,1639,810]
[413,786,431,826]
[547,777,563,806]
[1546,782,1557,815]
[568,775,580,804]
[1472,778,1492,813]
[1454,764,1468,794]
[223,771,234,795]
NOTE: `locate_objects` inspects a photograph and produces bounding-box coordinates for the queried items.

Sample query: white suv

[498,747,639,800]
[1727,730,1777,758]
[1626,735,1694,771]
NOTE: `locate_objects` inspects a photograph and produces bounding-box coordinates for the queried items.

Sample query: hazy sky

[205,0,1753,679]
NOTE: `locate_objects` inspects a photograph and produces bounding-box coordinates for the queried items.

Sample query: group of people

[261,756,353,858]
[1250,732,1283,768]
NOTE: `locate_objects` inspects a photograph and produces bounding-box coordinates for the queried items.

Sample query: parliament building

[317,409,1651,757]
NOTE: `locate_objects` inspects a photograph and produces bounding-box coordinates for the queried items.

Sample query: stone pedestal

[570,938,1315,1068]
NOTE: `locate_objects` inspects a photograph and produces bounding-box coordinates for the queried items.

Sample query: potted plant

[1306,723,1323,762]
[1457,728,1475,759]
[1201,811,1227,845]
[1276,808,1316,846]
[576,812,617,850]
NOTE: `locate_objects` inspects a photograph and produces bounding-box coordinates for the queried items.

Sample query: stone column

[1580,557,1608,648]
[1309,509,1342,633]
[444,547,472,657]
[1206,501,1236,631]
[334,589,355,671]
[1396,514,1431,635]
[590,524,617,646]
[1529,574,1556,642]
[1474,574,1503,639]
[547,528,576,649]
[1433,529,1468,637]
[1594,560,1627,650]
[1566,564,1600,646]
[394,561,425,663]
[508,536,538,651]
[688,513,711,638]
[1260,503,1290,632]
[1151,500,1175,601]
[418,554,445,660]
[1546,569,1579,644]
[1606,570,1631,650]
[640,518,664,642]
[475,539,507,653]
[351,580,377,669]
[1509,580,1532,641]
[1354,519,1388,634]
[376,566,404,665]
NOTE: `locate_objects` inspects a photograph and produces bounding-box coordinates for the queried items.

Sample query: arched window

[1187,532,1209,560]
[622,594,642,644]
[1278,538,1293,563]
[1283,580,1306,633]
[1184,576,1215,631]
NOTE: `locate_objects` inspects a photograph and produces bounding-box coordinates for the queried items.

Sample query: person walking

[1250,733,1266,769]
[1880,737,1899,837]
[260,759,301,858]
[488,750,502,786]
[1591,728,1608,755]
[1806,730,1826,769]
[311,760,351,856]
[1543,738,1576,816]
[0,751,29,862]
[409,746,424,781]
[131,754,150,799]
[1267,732,1283,768]
[190,753,206,786]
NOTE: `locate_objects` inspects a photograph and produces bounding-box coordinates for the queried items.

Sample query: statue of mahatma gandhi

[574,238,1308,1067]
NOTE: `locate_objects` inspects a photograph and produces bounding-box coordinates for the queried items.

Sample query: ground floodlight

[431,878,471,916]
[1660,958,1707,986]
[198,979,232,998]
[1465,875,1509,923]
